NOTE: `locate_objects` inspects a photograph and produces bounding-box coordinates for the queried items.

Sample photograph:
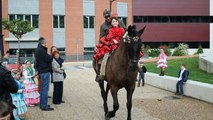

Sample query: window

[8,14,39,28]
[32,15,39,28]
[84,16,94,28]
[17,15,23,20]
[9,14,15,21]
[118,17,127,26]
[53,15,65,28]
[25,15,31,22]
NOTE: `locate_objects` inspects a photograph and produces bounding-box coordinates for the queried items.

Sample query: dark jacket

[139,66,147,74]
[0,66,18,106]
[35,45,53,73]
[178,70,189,82]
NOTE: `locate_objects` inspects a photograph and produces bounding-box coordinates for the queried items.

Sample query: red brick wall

[2,0,9,53]
[39,0,53,54]
[65,0,83,56]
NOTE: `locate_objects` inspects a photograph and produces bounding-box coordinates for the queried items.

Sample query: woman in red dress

[94,17,125,60]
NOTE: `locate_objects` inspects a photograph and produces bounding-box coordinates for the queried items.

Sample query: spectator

[10,70,27,120]
[0,101,11,120]
[22,60,40,106]
[1,51,10,69]
[176,64,189,95]
[0,61,18,120]
[50,46,64,83]
[35,37,54,111]
[52,51,65,104]
[137,61,147,87]
[157,49,167,76]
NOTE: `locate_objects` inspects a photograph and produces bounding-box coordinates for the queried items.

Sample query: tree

[2,19,34,70]
[2,19,34,51]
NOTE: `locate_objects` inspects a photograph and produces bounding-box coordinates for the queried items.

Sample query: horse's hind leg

[106,88,119,119]
[126,87,135,120]
[99,81,108,115]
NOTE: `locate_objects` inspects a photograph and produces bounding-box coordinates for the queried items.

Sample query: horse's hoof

[105,116,110,120]
[106,111,115,118]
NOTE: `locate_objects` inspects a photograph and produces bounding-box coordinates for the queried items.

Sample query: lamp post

[0,0,4,57]
[110,0,116,12]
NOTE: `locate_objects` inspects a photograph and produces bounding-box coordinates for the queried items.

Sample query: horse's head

[123,25,146,71]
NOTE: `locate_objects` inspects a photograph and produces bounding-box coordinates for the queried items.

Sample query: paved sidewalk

[26,62,213,120]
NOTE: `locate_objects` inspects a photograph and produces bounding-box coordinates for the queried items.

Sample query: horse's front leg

[106,87,119,120]
[99,81,108,115]
[126,87,135,120]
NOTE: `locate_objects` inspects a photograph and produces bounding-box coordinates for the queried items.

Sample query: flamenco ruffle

[12,99,27,118]
[24,91,40,98]
[25,98,40,105]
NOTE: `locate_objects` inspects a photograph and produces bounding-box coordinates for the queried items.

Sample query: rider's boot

[95,64,101,82]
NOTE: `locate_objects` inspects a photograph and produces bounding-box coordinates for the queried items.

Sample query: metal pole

[0,0,4,57]
[110,0,116,13]
[76,37,79,62]
[110,0,112,12]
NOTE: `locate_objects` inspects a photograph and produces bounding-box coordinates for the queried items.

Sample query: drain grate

[164,96,180,100]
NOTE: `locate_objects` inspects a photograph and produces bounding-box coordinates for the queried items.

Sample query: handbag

[63,71,66,79]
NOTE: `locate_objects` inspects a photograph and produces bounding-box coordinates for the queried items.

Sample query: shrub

[196,45,203,54]
[148,49,160,57]
[172,43,188,56]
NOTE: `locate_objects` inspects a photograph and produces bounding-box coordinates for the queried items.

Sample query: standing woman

[52,51,65,104]
[50,46,64,82]
[157,49,168,76]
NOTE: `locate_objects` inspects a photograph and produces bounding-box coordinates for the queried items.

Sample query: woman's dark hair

[0,101,11,117]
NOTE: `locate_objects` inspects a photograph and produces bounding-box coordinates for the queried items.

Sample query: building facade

[2,0,132,61]
[133,0,213,49]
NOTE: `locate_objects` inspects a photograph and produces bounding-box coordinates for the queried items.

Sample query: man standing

[35,37,54,111]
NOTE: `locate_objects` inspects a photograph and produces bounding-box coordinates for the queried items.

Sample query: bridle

[123,31,139,43]
[122,31,141,63]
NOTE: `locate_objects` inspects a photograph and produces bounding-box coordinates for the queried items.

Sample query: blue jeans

[39,72,51,109]
[176,80,184,94]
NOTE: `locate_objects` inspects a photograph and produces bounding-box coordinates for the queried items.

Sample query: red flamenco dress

[94,27,125,60]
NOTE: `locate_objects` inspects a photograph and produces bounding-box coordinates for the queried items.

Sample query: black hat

[103,9,111,17]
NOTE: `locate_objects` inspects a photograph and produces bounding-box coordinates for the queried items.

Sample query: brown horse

[93,25,146,120]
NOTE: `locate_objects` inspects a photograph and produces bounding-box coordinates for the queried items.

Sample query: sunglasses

[105,15,110,19]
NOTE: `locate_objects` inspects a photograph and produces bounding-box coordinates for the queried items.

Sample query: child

[137,61,147,87]
[23,60,40,106]
[10,70,27,120]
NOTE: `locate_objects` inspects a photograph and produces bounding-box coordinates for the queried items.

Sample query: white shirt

[178,68,186,81]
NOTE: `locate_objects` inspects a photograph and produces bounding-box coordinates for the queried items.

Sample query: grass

[145,57,213,84]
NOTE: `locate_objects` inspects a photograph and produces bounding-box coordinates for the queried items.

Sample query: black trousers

[53,82,63,103]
